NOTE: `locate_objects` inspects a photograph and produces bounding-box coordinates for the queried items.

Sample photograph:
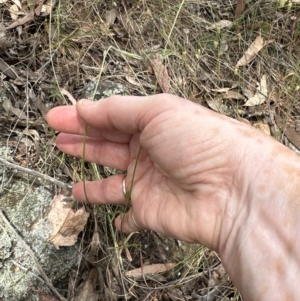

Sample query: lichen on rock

[0,147,79,301]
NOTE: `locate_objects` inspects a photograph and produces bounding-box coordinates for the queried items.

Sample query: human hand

[47,94,249,250]
[47,94,300,300]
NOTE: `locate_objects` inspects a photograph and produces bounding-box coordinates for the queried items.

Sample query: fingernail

[77,99,96,106]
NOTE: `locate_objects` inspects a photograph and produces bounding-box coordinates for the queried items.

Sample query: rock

[80,79,126,100]
[0,147,78,301]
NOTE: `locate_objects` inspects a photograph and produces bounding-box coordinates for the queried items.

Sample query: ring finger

[72,174,128,204]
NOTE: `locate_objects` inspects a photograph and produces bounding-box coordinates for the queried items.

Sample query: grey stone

[0,147,79,301]
[81,79,126,100]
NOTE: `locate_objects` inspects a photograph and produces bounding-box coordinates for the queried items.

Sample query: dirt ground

[0,0,300,300]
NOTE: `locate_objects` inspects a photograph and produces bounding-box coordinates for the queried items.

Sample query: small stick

[0,210,68,301]
[10,260,47,285]
[0,157,72,191]
[37,49,58,73]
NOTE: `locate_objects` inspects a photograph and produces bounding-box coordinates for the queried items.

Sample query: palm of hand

[118,108,247,251]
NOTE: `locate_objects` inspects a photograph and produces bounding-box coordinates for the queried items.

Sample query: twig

[10,260,48,286]
[37,48,58,73]
[0,210,68,301]
[0,157,72,191]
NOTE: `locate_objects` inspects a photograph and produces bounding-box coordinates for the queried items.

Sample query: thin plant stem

[164,0,185,55]
[126,146,142,204]
[81,50,108,203]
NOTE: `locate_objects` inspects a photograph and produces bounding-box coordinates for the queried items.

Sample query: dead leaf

[222,91,245,100]
[207,90,245,114]
[23,128,40,142]
[5,0,53,30]
[112,25,127,37]
[12,0,22,9]
[34,1,49,16]
[125,76,141,87]
[0,58,18,79]
[149,58,170,93]
[5,11,34,30]
[235,36,274,67]
[104,8,117,28]
[210,87,231,93]
[275,111,300,150]
[9,4,20,21]
[125,247,133,262]
[118,13,141,35]
[207,20,233,30]
[253,122,271,135]
[74,268,99,301]
[125,263,176,279]
[235,0,246,19]
[241,86,255,99]
[37,292,59,301]
[47,194,89,249]
[29,89,49,119]
[1,97,28,119]
[207,98,229,115]
[40,4,52,16]
[60,88,76,105]
[5,12,34,29]
[236,35,264,67]
[244,75,268,106]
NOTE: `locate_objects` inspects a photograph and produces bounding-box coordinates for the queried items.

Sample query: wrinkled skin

[47,94,300,301]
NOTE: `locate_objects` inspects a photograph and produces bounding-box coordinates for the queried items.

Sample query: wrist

[220,139,300,300]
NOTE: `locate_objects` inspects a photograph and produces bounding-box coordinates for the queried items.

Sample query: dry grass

[1,0,300,300]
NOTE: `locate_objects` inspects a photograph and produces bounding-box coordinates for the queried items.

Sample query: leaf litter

[47,194,89,249]
[149,57,170,93]
[244,74,268,106]
[125,263,176,280]
[235,35,274,67]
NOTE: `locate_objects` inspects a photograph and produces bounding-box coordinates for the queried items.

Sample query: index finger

[46,103,131,142]
[46,94,186,142]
